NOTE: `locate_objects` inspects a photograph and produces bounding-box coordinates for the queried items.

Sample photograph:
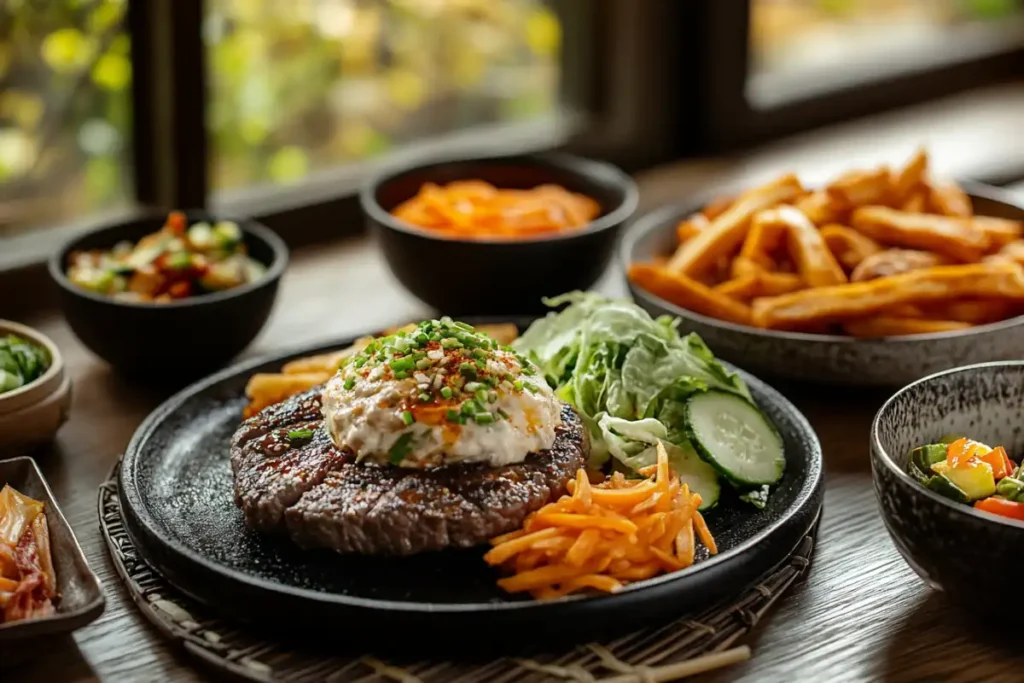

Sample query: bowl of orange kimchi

[0,457,104,655]
[361,152,637,315]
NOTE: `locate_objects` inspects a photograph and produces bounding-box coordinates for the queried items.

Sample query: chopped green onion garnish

[475,389,488,404]
[513,380,524,391]
[414,332,429,345]
[464,381,483,392]
[446,408,460,422]
[473,348,487,360]
[388,432,415,464]
[354,357,367,368]
[441,338,462,350]
[488,390,498,403]
[497,408,510,420]
[415,358,432,370]
[394,370,409,379]
[473,412,495,425]
[459,363,477,378]
[389,356,416,372]
[440,386,453,399]
[287,428,314,440]
[344,377,356,390]
[401,410,415,425]
[418,392,432,403]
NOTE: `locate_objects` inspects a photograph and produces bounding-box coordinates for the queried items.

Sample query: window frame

[686,2,1024,155]
[5,0,658,264]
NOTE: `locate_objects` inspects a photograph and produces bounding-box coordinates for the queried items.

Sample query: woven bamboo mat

[99,469,817,683]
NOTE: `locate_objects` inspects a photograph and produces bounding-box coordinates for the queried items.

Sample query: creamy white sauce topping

[320,321,561,468]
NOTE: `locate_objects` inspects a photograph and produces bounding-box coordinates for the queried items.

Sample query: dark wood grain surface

[8,88,1024,682]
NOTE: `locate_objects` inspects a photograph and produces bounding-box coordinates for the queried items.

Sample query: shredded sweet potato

[484,442,717,599]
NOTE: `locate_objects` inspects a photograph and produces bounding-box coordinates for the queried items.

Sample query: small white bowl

[0,320,71,453]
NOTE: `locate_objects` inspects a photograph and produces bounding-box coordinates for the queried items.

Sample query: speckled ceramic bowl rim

[360,151,640,245]
[620,181,1024,344]
[0,320,64,413]
[870,360,1024,531]
[47,211,289,310]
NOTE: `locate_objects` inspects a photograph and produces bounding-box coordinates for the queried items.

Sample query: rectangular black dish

[0,457,105,652]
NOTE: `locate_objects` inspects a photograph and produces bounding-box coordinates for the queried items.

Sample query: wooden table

[7,238,1023,683]
[11,85,1024,682]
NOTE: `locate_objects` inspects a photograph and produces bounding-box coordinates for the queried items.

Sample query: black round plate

[118,317,824,655]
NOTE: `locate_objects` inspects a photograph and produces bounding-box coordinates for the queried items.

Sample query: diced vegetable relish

[65,211,266,303]
[338,317,540,427]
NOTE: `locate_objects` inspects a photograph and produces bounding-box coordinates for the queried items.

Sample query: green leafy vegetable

[514,292,769,508]
[0,334,51,395]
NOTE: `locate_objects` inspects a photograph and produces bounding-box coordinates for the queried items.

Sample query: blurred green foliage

[205,0,560,190]
[0,0,132,234]
[0,0,559,234]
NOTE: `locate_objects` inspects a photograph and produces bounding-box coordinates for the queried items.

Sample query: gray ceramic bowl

[621,182,1024,387]
[871,361,1024,613]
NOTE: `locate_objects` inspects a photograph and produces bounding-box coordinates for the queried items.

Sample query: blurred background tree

[0,0,132,234]
[0,0,560,235]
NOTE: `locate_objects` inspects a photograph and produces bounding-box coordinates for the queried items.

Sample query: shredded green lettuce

[514,291,751,475]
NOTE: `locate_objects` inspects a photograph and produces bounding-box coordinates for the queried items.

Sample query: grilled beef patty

[230,387,588,555]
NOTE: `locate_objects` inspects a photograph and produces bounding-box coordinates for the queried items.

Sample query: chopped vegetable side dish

[0,485,57,624]
[0,334,50,395]
[66,211,266,303]
[390,180,601,239]
[908,436,1024,520]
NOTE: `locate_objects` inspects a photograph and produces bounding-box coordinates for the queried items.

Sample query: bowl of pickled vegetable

[49,210,287,378]
[0,320,70,452]
[871,361,1024,613]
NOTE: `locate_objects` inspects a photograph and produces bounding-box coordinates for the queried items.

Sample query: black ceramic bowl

[49,210,287,379]
[361,152,638,315]
[621,182,1024,387]
[871,361,1024,614]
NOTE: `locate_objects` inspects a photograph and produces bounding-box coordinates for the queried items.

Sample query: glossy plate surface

[119,318,823,653]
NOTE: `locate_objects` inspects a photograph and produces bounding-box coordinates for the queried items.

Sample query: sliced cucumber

[684,390,785,486]
[925,474,970,504]
[664,441,720,511]
[910,444,947,474]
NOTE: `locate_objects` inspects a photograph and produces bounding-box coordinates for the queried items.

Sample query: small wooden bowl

[0,320,71,453]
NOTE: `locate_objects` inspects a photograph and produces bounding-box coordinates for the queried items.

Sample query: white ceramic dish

[0,320,71,452]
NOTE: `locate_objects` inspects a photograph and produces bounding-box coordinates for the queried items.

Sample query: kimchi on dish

[0,485,57,624]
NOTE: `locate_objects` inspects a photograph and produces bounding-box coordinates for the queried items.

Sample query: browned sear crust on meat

[230,387,588,555]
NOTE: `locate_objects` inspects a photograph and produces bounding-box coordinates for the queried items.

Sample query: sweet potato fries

[630,149,1024,337]
[484,442,717,599]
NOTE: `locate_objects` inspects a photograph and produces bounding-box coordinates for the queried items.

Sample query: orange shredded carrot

[694,511,718,555]
[485,442,718,600]
[390,181,601,239]
[483,528,559,565]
